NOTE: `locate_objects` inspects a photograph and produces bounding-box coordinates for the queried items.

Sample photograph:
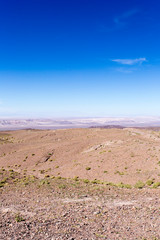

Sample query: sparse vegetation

[134,181,145,189]
[83,179,89,183]
[1,127,160,239]
[152,182,160,188]
[15,213,25,222]
[146,179,154,186]
[86,167,91,170]
[114,170,125,175]
[74,176,79,181]
[116,182,132,189]
[44,174,50,178]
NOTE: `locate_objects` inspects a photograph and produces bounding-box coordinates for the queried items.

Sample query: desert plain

[0,127,160,239]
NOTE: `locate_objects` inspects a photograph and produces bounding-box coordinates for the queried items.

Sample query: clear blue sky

[0,0,160,118]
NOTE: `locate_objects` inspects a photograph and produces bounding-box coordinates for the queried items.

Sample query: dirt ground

[0,128,160,185]
[0,128,160,239]
[0,175,160,240]
[0,178,160,240]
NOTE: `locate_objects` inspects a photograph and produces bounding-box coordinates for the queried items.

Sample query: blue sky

[0,0,160,118]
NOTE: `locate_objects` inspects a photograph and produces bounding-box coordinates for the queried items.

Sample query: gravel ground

[0,182,160,240]
[1,128,160,239]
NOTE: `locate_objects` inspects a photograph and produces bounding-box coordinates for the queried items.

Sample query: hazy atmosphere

[1,0,160,118]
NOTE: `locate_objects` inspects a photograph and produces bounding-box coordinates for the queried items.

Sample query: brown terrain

[0,127,160,239]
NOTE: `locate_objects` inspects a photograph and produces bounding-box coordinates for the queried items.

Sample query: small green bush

[114,170,124,175]
[152,182,160,188]
[74,176,79,181]
[86,167,91,170]
[134,181,145,189]
[15,213,25,222]
[91,179,101,184]
[57,176,61,179]
[146,179,154,186]
[40,179,50,185]
[83,179,89,183]
[45,174,50,178]
[124,184,132,189]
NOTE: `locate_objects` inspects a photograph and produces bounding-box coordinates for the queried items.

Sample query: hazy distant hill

[1,117,160,130]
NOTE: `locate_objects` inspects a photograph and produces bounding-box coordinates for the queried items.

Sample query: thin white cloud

[114,9,139,26]
[99,8,139,32]
[112,58,147,65]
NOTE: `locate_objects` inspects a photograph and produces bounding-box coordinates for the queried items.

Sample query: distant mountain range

[1,117,160,130]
